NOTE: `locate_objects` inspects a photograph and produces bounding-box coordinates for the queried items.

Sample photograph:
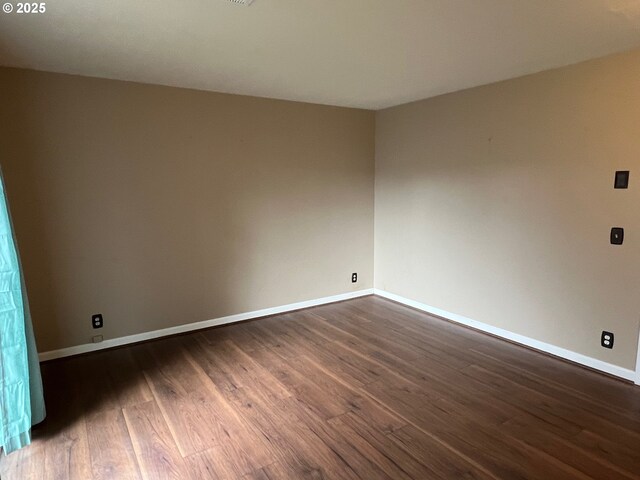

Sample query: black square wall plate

[601,331,614,349]
[610,227,624,245]
[614,171,629,189]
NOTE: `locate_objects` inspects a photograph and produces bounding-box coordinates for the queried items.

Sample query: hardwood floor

[2,295,639,479]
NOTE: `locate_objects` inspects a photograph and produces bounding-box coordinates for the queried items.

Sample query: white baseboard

[635,324,640,386]
[373,289,637,383]
[39,289,374,362]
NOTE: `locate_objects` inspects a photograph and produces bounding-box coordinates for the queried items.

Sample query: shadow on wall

[0,72,254,353]
[0,83,62,351]
[0,68,373,354]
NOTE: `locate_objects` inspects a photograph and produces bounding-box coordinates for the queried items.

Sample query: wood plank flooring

[2,295,639,479]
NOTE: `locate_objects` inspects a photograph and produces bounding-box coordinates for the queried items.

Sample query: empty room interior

[1,1,640,479]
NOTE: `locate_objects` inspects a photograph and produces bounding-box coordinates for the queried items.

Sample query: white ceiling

[1,0,640,109]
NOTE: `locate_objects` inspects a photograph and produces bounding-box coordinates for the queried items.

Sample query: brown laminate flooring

[1,295,639,479]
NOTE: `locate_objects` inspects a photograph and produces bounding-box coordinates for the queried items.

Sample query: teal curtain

[0,168,45,455]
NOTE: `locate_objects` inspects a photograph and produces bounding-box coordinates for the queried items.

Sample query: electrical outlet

[601,331,614,349]
[92,314,103,329]
[351,272,358,283]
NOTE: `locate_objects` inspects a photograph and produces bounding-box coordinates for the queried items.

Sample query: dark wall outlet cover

[92,314,103,329]
[351,273,357,283]
[614,171,629,189]
[610,227,624,245]
[601,331,614,349]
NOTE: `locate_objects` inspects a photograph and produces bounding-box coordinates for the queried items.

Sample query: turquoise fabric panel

[23,295,46,427]
[0,169,45,454]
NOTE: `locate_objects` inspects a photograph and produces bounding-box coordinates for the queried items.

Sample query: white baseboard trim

[635,324,640,386]
[373,289,637,383]
[39,288,374,362]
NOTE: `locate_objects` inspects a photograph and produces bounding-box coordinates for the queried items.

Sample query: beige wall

[375,49,640,370]
[0,68,375,353]
[2,49,638,369]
